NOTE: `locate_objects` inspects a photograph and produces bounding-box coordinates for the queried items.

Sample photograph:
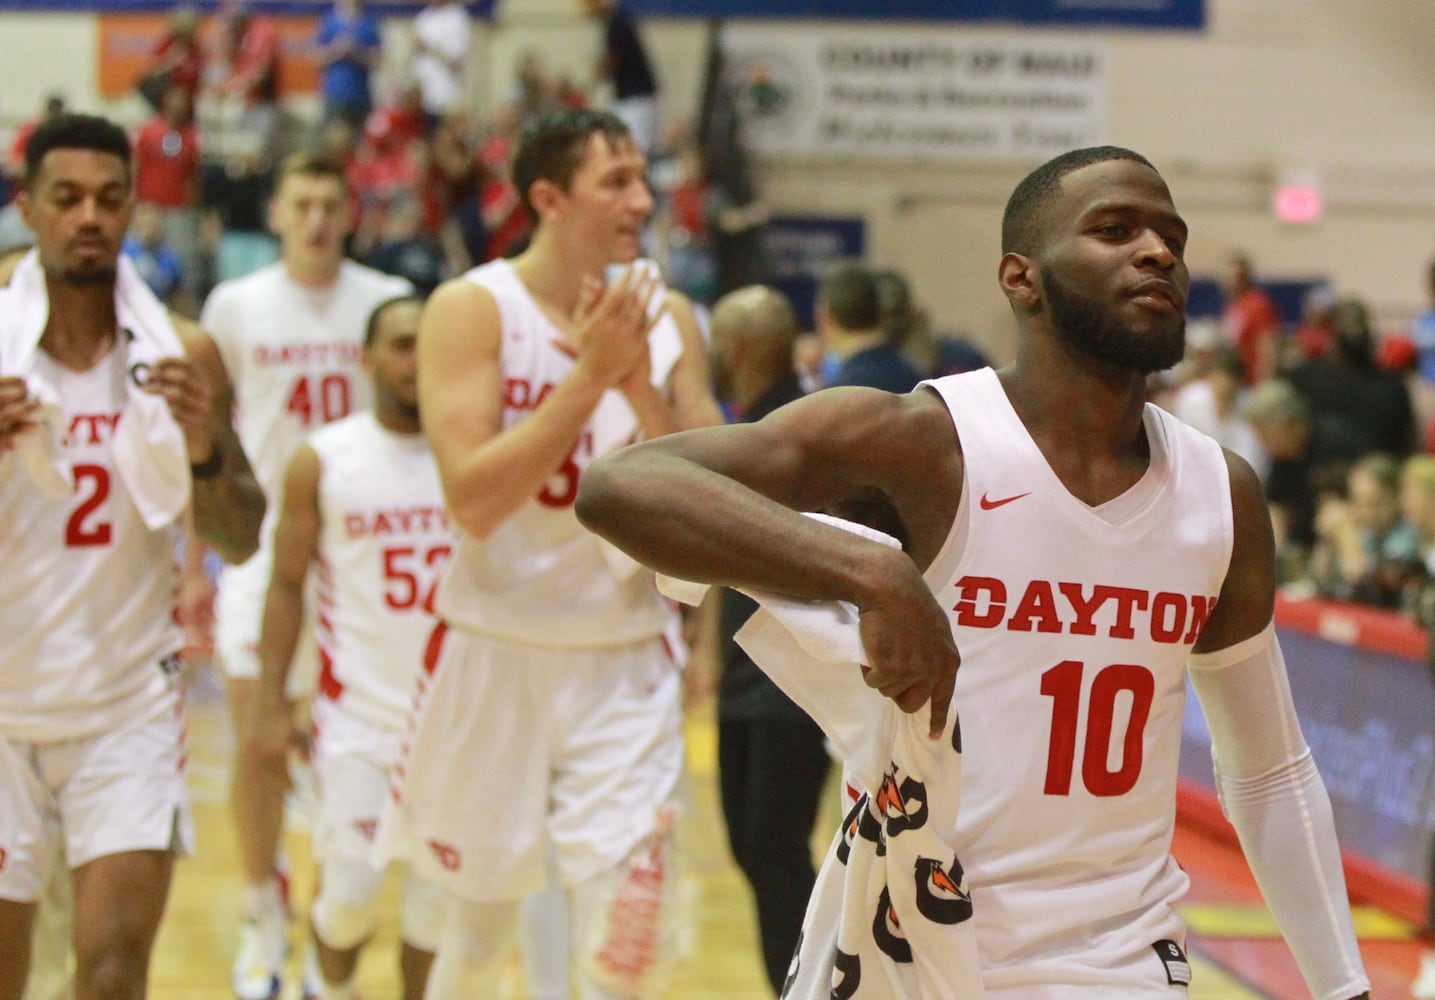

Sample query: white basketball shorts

[376,625,685,902]
[0,693,195,902]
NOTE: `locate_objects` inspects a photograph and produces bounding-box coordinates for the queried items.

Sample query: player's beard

[61,263,117,287]
[1041,264,1185,376]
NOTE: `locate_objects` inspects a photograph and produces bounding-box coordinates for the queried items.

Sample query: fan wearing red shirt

[133,84,202,293]
[1222,252,1282,384]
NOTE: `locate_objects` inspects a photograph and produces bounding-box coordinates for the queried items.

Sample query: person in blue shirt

[818,261,923,394]
[316,0,382,129]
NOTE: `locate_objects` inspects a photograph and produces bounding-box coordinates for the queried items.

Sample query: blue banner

[628,0,1202,29]
[765,215,866,330]
[0,0,494,14]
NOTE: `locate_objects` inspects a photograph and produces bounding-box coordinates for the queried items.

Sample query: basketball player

[242,296,443,1000]
[0,114,264,999]
[575,147,1373,999]
[197,152,412,1000]
[379,108,723,997]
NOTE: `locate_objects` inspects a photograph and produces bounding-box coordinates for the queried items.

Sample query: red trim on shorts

[422,621,449,676]
[317,647,344,701]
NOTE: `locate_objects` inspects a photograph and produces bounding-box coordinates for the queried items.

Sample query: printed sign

[722,27,1109,161]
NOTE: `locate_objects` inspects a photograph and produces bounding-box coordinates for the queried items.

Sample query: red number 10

[1040,660,1154,797]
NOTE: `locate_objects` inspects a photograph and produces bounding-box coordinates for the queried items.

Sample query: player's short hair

[1001,146,1156,256]
[511,108,633,224]
[364,293,425,347]
[275,150,349,193]
[820,262,881,330]
[24,113,131,188]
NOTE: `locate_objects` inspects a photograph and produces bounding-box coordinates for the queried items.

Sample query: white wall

[6,0,1435,358]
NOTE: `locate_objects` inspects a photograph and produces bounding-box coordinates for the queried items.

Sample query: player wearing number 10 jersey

[577,147,1370,998]
[198,151,411,1000]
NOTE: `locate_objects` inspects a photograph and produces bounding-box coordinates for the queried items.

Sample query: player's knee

[310,861,385,951]
[77,938,148,998]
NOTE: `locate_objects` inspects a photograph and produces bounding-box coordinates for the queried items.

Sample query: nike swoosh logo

[979,491,1031,510]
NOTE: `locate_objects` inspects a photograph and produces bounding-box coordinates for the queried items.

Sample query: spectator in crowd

[425,108,485,270]
[1291,284,1337,361]
[210,1,280,152]
[1285,297,1416,458]
[1412,257,1435,387]
[1398,456,1435,624]
[4,94,65,192]
[873,267,990,379]
[410,0,471,129]
[1222,250,1282,384]
[199,136,277,283]
[509,50,563,126]
[818,261,923,393]
[315,0,382,130]
[1245,378,1365,581]
[1171,345,1269,481]
[132,82,202,289]
[583,0,659,154]
[139,4,204,112]
[365,192,444,295]
[124,202,186,310]
[364,81,429,153]
[1309,453,1421,607]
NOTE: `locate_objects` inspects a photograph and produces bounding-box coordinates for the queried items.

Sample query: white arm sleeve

[1188,623,1370,1000]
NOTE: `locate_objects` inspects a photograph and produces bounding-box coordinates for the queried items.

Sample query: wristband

[190,444,224,480]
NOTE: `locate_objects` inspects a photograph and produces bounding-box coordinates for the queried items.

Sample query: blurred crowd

[7,0,1435,638]
[1149,251,1435,627]
[0,0,731,315]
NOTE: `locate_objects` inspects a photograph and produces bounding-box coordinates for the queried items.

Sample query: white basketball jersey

[201,261,412,587]
[0,347,183,741]
[308,413,451,731]
[924,368,1232,996]
[434,259,672,647]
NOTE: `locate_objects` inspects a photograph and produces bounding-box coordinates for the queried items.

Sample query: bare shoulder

[420,276,499,348]
[1191,447,1276,654]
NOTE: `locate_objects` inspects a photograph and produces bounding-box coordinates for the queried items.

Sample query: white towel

[656,513,984,999]
[0,249,191,528]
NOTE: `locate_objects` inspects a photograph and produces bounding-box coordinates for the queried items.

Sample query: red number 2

[1040,660,1154,797]
[382,544,452,612]
[65,464,113,547]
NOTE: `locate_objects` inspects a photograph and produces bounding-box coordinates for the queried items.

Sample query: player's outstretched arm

[245,443,322,779]
[420,272,653,539]
[1189,451,1371,1000]
[576,385,962,735]
[171,319,265,564]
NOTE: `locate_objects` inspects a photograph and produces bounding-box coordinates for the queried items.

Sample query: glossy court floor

[120,672,1426,998]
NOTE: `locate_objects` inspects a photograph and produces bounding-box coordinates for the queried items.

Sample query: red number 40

[1040,660,1154,797]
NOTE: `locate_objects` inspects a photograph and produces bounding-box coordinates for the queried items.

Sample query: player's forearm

[254,580,305,707]
[576,439,907,608]
[191,447,265,564]
[441,368,608,539]
[623,380,680,441]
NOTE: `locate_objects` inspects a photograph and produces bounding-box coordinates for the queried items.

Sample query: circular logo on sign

[731,52,806,137]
